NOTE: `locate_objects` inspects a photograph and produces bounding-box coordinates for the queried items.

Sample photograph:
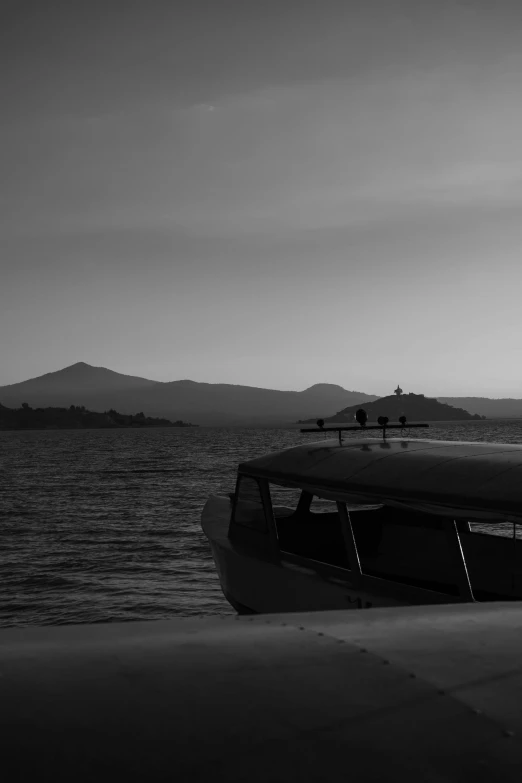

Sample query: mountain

[302,383,354,397]
[0,364,379,426]
[300,393,485,424]
[0,362,159,396]
[3,363,519,424]
[437,397,522,418]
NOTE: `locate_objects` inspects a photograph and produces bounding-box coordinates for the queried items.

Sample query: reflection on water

[1,420,521,627]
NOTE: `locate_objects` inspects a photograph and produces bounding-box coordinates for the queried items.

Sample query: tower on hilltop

[394,385,403,397]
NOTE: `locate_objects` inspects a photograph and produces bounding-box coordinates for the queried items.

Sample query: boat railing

[300,416,429,445]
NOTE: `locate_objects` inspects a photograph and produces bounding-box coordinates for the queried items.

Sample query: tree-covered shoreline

[0,403,197,430]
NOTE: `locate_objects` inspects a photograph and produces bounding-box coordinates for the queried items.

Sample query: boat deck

[2,602,522,781]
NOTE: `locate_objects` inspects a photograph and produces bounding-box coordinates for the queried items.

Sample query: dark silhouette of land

[437,397,522,418]
[1,362,519,424]
[0,363,379,426]
[299,393,486,424]
[0,403,196,430]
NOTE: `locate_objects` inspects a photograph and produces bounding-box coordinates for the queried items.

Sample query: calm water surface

[1,421,522,628]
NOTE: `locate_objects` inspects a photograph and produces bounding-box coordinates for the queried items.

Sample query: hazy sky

[2,0,522,396]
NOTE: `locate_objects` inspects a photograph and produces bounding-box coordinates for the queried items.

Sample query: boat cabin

[227,438,522,606]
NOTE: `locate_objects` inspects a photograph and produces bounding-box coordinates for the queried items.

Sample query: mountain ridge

[0,362,160,392]
[1,364,520,424]
[0,363,378,426]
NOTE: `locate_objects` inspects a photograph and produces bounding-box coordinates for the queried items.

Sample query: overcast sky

[2,0,522,396]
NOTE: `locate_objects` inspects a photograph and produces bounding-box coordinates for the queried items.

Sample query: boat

[202,425,522,615]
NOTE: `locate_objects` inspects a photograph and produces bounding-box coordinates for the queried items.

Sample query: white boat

[202,435,522,614]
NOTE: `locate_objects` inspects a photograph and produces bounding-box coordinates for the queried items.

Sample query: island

[299,388,486,424]
[0,403,197,430]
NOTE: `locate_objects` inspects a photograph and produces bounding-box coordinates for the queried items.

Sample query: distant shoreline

[0,424,198,431]
[2,418,521,433]
[0,404,197,430]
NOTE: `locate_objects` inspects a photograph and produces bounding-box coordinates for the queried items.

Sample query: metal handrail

[300,423,430,445]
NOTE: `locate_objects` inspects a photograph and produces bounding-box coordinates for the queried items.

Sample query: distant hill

[5,363,515,424]
[302,383,355,398]
[300,393,485,424]
[0,362,160,395]
[0,364,379,426]
[437,397,522,419]
[0,403,196,430]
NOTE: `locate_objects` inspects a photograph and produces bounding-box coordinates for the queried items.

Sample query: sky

[2,0,522,397]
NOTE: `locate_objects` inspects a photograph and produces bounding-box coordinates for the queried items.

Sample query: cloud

[192,103,217,112]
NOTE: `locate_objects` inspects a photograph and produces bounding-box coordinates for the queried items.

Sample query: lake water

[1,420,522,628]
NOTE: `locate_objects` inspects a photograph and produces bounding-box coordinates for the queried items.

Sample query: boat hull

[207,536,404,614]
[203,497,409,614]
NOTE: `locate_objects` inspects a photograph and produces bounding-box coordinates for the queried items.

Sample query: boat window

[270,488,337,518]
[270,486,302,515]
[273,489,349,569]
[469,521,522,539]
[232,476,267,532]
[309,496,338,513]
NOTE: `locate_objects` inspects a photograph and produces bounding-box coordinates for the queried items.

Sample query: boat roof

[238,438,522,522]
[2,603,522,780]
